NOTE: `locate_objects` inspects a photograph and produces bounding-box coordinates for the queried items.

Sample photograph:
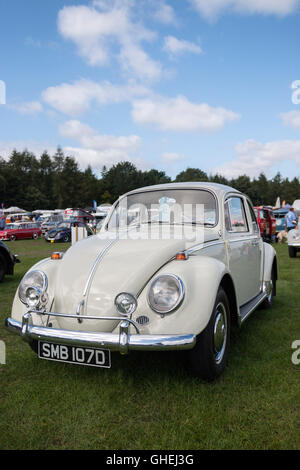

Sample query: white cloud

[163,36,203,57]
[9,101,43,115]
[153,2,177,24]
[59,120,141,169]
[0,141,56,160]
[189,0,300,19]
[131,95,240,132]
[58,2,162,81]
[161,152,183,162]
[280,111,300,130]
[214,139,300,178]
[42,79,150,116]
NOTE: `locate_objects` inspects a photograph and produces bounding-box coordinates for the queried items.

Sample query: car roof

[124,182,240,198]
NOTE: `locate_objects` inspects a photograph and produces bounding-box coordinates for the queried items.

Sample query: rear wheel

[188,287,230,381]
[0,253,7,282]
[63,234,70,243]
[289,246,297,258]
[32,232,38,240]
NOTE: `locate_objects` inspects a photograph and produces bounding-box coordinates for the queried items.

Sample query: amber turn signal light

[175,252,188,261]
[51,252,63,260]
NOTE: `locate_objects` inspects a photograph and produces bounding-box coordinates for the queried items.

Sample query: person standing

[285,207,297,231]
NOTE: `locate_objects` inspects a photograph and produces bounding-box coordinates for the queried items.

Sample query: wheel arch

[263,242,278,283]
[0,246,13,275]
[219,273,239,328]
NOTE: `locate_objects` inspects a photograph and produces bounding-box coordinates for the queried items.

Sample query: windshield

[107,189,217,230]
[57,222,71,230]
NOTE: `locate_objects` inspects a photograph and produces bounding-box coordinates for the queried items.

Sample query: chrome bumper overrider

[5,311,196,355]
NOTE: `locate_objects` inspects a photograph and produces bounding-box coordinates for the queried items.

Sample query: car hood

[47,228,68,236]
[53,226,218,331]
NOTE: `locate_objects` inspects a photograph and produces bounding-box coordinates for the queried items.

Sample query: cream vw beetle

[6,183,278,380]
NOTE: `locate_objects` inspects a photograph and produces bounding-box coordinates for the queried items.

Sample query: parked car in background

[262,207,276,242]
[44,220,93,243]
[6,182,278,381]
[253,206,276,242]
[287,200,300,257]
[64,208,94,224]
[273,208,289,240]
[0,240,20,282]
[41,217,64,235]
[0,222,42,241]
[254,207,267,239]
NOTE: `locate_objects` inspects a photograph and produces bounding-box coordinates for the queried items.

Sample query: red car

[0,222,42,241]
[254,206,276,242]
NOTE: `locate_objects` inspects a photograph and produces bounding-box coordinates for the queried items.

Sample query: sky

[0,0,300,180]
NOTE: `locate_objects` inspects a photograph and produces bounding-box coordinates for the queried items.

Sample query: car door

[23,223,31,239]
[224,195,262,306]
[18,224,27,240]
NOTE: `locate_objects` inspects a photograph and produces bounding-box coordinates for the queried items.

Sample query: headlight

[148,274,185,314]
[18,270,48,308]
[115,292,137,316]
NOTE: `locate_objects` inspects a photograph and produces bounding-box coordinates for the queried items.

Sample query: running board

[239,291,267,323]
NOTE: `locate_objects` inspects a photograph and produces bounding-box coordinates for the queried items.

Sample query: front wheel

[0,253,7,282]
[289,246,297,258]
[187,287,230,381]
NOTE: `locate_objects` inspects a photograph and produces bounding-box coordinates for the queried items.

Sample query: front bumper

[5,312,196,355]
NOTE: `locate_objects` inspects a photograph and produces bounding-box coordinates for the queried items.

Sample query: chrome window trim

[105,188,220,230]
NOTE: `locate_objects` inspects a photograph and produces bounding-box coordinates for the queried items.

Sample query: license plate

[38,341,111,368]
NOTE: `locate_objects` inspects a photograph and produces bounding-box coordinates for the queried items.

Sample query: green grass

[0,239,299,450]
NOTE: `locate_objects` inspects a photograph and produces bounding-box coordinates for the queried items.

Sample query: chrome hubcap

[213,302,227,364]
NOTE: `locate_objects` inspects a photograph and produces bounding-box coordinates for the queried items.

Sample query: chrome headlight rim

[18,270,48,307]
[147,273,185,315]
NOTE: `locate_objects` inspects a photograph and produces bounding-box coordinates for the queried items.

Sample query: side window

[226,197,248,233]
[247,201,259,233]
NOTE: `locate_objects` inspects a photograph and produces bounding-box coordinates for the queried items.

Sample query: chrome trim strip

[83,238,118,297]
[187,240,224,255]
[239,286,269,324]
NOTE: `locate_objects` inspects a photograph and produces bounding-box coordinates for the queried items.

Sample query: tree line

[0,148,299,211]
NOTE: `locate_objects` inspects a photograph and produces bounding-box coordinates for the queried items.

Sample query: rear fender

[263,242,278,282]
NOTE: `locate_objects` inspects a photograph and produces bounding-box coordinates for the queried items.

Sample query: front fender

[131,255,230,337]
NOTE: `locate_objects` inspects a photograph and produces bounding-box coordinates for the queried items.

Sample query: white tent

[274,197,281,209]
[4,206,26,214]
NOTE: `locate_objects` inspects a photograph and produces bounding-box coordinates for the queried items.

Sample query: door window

[247,201,259,234]
[225,197,248,233]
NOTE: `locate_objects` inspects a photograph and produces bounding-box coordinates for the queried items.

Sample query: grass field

[0,239,299,450]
